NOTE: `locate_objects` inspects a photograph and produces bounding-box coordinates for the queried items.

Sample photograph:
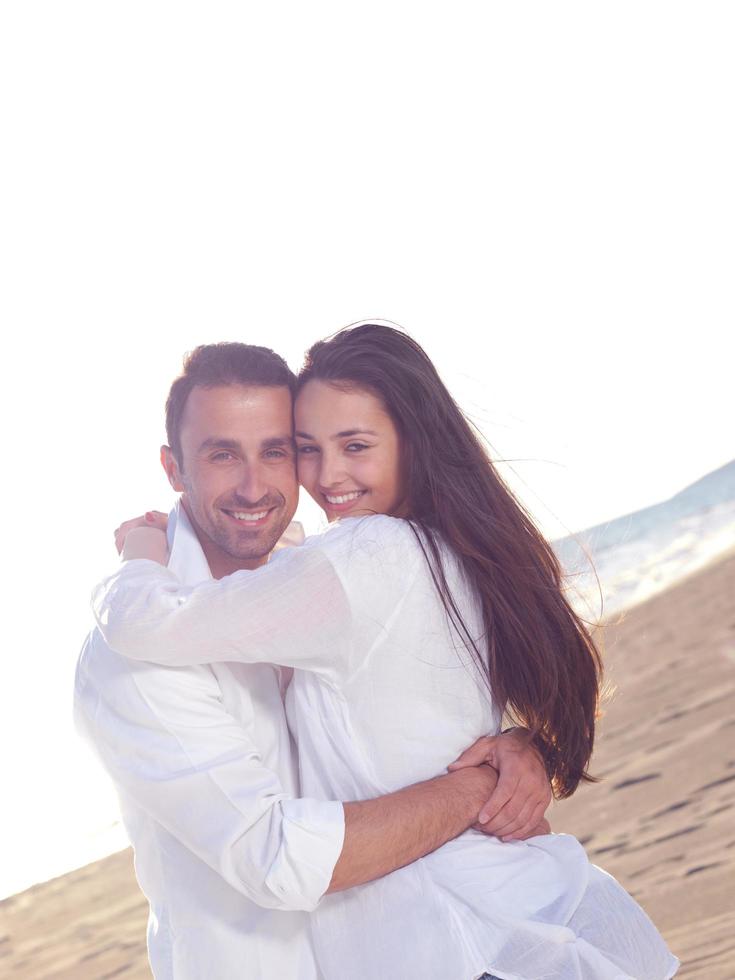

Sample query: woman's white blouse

[94,515,679,980]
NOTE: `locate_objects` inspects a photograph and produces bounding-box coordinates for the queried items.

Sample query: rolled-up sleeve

[263,798,346,909]
[75,631,344,911]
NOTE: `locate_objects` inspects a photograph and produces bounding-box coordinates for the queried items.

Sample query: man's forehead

[180,383,294,442]
[182,382,293,416]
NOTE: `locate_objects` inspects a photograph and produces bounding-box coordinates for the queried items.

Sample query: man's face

[163,384,298,576]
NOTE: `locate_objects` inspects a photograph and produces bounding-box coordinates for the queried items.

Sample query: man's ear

[161,445,185,492]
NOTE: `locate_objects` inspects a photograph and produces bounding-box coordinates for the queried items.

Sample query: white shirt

[76,503,345,980]
[94,515,680,980]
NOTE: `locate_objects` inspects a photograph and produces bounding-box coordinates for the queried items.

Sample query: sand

[2,551,733,979]
[553,548,735,978]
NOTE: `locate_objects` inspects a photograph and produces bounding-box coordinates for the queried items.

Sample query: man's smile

[221,506,277,528]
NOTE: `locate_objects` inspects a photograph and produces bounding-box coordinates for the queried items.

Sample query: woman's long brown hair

[298,323,602,798]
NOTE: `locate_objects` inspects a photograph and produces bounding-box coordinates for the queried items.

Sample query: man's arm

[330,765,497,892]
[332,731,552,892]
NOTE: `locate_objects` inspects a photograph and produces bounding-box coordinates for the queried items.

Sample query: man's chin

[219,518,290,560]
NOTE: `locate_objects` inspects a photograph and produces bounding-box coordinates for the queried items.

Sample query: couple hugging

[78,324,678,979]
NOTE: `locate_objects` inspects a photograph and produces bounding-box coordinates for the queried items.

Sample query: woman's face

[295,379,404,521]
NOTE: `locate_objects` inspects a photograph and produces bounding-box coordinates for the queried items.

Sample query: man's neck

[180,500,269,580]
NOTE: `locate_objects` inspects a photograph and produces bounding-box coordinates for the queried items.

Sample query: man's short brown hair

[165,343,296,464]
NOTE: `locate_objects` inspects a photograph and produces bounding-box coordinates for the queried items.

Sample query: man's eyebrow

[197,437,242,453]
[198,436,295,453]
[295,429,378,440]
[261,436,295,450]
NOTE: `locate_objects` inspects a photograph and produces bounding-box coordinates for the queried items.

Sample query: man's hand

[115,511,168,555]
[448,729,552,841]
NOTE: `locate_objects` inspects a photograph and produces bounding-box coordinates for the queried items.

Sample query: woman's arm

[93,528,354,674]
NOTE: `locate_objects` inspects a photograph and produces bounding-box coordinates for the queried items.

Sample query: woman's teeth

[325,491,365,505]
[231,510,269,522]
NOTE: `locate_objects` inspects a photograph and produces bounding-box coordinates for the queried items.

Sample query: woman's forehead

[295,380,391,432]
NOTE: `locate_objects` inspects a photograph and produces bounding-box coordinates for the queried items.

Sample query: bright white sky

[1,2,733,896]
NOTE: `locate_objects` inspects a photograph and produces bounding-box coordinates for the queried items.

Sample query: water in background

[554,459,735,620]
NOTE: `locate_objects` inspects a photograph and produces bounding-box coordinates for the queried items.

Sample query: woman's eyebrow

[295,428,379,440]
[334,429,378,438]
[261,436,294,449]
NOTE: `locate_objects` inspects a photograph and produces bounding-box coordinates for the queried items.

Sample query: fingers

[506,809,552,841]
[495,781,550,836]
[491,795,538,838]
[474,813,551,839]
[447,735,498,771]
[144,511,168,530]
[477,769,519,826]
[496,798,548,841]
[478,760,549,837]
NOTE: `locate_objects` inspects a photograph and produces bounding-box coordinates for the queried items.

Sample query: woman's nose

[318,452,347,489]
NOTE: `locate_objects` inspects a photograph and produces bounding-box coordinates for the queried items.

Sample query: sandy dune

[2,551,733,979]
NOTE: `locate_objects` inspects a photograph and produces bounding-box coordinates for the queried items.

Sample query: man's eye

[211,452,235,462]
[264,449,287,459]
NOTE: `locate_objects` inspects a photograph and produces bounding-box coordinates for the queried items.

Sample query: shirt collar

[166,499,306,586]
[166,499,214,586]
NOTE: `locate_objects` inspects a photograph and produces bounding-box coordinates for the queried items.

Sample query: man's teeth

[231,511,269,522]
[325,491,365,505]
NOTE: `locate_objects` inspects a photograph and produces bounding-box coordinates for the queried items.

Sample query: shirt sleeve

[92,517,417,678]
[74,630,345,912]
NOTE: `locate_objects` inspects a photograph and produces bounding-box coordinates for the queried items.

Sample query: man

[76,342,550,979]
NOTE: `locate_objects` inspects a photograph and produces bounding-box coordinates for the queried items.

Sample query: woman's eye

[297,445,318,455]
[346,442,370,453]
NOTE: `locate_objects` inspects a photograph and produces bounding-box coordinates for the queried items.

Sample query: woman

[96,325,678,979]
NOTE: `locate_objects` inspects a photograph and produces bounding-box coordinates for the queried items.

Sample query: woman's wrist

[121,526,169,564]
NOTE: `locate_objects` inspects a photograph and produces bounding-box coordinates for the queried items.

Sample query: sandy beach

[2,550,733,979]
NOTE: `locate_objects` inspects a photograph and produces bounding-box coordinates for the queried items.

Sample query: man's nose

[235,464,269,504]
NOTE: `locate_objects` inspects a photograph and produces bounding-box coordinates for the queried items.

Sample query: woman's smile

[318,488,369,517]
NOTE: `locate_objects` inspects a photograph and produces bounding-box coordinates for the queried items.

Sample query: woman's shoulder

[314,513,416,544]
[302,515,422,570]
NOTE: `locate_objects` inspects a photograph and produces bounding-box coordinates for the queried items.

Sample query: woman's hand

[114,511,169,565]
[114,511,168,554]
[473,815,551,839]
[448,728,552,841]
[122,527,169,564]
